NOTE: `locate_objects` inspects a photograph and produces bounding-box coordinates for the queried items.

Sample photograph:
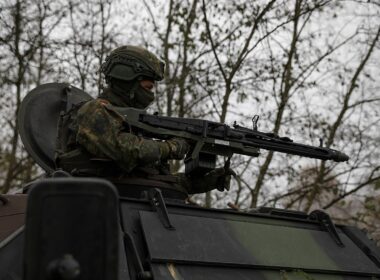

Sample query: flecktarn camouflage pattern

[76,99,165,172]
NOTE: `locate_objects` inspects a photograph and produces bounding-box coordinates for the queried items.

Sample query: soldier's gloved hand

[179,156,237,194]
[185,167,236,194]
[165,137,190,160]
[206,167,236,192]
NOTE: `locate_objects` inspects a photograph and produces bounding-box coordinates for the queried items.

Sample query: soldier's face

[140,79,155,92]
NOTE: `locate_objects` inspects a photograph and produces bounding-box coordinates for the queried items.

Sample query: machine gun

[112,106,349,175]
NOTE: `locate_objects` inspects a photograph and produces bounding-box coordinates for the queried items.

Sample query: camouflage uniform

[76,98,170,173]
[56,45,232,196]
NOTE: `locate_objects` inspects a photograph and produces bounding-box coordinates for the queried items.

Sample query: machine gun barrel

[237,129,349,162]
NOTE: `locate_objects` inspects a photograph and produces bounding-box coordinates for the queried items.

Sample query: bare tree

[201,0,280,207]
[303,26,380,212]
[55,0,118,95]
[259,3,380,236]
[0,0,65,193]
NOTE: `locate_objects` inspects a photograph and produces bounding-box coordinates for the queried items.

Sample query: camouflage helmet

[101,45,165,82]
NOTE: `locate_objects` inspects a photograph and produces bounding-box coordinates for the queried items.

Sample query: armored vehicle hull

[1,178,380,279]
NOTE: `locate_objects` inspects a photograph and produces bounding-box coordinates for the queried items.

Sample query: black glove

[177,158,236,194]
[206,167,236,192]
[182,166,236,194]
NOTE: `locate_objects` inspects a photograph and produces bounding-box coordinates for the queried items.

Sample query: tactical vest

[55,101,114,175]
[55,101,188,198]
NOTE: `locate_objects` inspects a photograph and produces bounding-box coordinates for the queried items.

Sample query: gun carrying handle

[224,157,231,170]
[185,119,208,160]
[188,139,205,160]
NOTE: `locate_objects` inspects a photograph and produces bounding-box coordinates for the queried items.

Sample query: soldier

[56,45,233,198]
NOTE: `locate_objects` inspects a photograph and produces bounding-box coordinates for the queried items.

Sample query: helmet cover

[101,45,165,82]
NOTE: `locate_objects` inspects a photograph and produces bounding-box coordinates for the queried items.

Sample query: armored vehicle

[1,83,379,280]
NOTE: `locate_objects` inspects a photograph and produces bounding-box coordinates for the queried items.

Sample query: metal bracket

[189,120,208,160]
[309,210,344,247]
[119,200,153,279]
[254,207,309,220]
[123,232,153,280]
[147,188,175,230]
[252,115,259,131]
[341,226,380,267]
